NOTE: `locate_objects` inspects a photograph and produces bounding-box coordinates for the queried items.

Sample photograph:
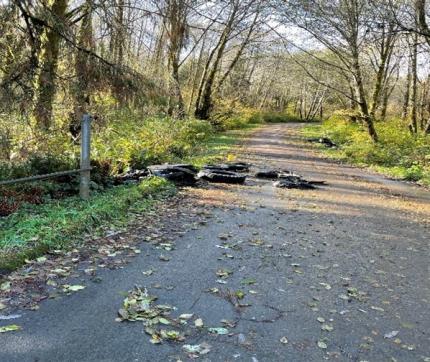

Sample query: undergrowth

[0,107,312,270]
[0,177,175,271]
[303,116,430,186]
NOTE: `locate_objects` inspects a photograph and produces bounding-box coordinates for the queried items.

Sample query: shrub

[27,154,78,175]
[304,115,430,184]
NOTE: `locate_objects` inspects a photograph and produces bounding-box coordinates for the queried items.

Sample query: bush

[0,177,175,270]
[27,154,78,175]
[304,115,430,184]
[92,113,213,171]
[260,112,304,123]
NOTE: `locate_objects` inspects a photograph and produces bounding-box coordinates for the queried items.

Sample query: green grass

[302,117,430,186]
[260,112,318,123]
[0,118,257,271]
[186,127,256,167]
[0,177,175,271]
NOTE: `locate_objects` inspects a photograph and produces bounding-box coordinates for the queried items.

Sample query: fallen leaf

[208,327,229,335]
[0,282,11,292]
[160,329,183,341]
[183,342,211,355]
[216,279,227,284]
[321,324,334,332]
[317,341,327,349]
[384,331,399,339]
[158,318,170,325]
[183,344,202,353]
[319,282,331,290]
[241,278,256,285]
[150,334,162,344]
[63,285,86,292]
[159,255,170,262]
[179,314,194,320]
[0,324,21,333]
[216,269,233,278]
[194,318,204,328]
[280,336,289,344]
[0,314,21,320]
[221,319,236,328]
[235,290,245,299]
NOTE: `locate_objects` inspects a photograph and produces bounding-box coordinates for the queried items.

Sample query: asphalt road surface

[1,123,429,362]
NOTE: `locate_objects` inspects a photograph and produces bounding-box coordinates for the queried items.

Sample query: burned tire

[148,165,197,185]
[203,162,250,172]
[197,169,246,184]
[307,137,337,148]
[168,164,199,173]
[255,170,280,179]
[115,169,149,184]
[255,170,301,179]
[225,162,250,172]
[273,179,315,190]
[308,180,327,186]
[277,175,303,183]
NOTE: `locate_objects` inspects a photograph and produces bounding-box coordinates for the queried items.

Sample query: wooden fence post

[80,113,91,200]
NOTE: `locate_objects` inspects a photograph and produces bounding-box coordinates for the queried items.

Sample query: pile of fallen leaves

[117,286,220,358]
[117,286,185,344]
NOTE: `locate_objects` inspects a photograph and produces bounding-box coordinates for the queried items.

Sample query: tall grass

[303,116,430,185]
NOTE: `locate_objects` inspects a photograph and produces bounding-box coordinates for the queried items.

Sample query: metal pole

[80,114,91,200]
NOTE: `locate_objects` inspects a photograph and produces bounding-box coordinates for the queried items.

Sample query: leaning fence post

[80,113,91,200]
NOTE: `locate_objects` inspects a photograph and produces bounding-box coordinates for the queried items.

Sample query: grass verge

[0,177,175,271]
[0,123,256,272]
[302,118,430,186]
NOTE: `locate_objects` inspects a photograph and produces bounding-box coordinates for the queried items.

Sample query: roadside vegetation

[303,116,430,186]
[2,0,430,269]
[0,109,299,271]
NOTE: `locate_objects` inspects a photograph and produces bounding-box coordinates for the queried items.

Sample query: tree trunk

[33,0,68,130]
[168,59,185,117]
[402,56,412,121]
[352,52,378,142]
[166,0,187,118]
[70,0,94,138]
[194,4,238,120]
[410,33,418,133]
[380,87,389,121]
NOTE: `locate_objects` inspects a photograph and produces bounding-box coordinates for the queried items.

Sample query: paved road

[1,123,429,362]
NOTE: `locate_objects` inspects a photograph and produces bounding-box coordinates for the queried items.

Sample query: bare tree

[280,0,383,141]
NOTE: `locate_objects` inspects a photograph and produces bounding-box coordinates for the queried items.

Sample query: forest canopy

[0,0,429,181]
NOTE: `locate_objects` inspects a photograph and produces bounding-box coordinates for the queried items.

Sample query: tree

[194,0,261,120]
[281,0,382,141]
[161,0,191,117]
[33,0,68,130]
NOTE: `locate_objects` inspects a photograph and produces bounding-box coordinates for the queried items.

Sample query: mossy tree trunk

[194,3,239,120]
[70,0,95,138]
[33,0,68,130]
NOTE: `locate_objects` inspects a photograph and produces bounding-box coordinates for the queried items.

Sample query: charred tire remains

[203,162,250,172]
[255,169,326,189]
[197,169,247,184]
[273,179,316,190]
[115,169,149,184]
[148,164,197,185]
[307,137,337,148]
